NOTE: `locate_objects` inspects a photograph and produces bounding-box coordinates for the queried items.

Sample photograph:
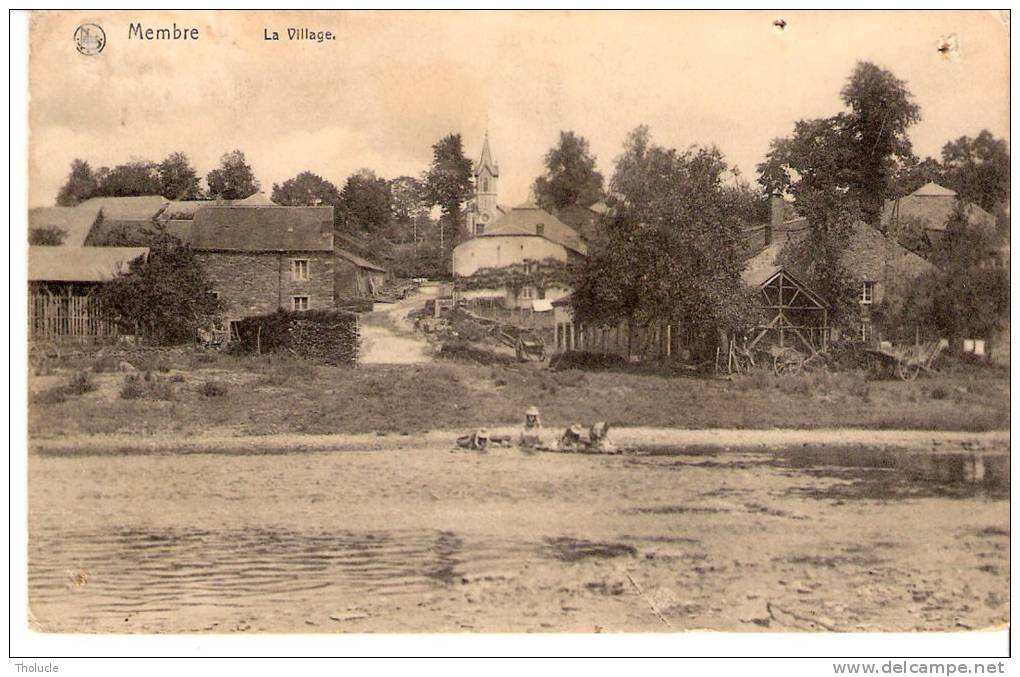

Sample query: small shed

[29,246,149,340]
[742,264,828,353]
[335,249,390,298]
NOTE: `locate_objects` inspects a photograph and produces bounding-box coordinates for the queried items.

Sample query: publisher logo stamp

[74,23,106,55]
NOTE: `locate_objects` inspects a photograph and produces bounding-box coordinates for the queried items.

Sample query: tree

[759,61,920,224]
[271,171,342,208]
[940,130,1010,213]
[389,175,430,244]
[339,169,393,232]
[55,159,99,206]
[840,61,920,221]
[571,126,757,357]
[423,133,473,252]
[93,160,163,197]
[95,234,223,345]
[532,131,604,211]
[205,150,260,200]
[890,154,945,197]
[28,226,67,246]
[157,152,202,200]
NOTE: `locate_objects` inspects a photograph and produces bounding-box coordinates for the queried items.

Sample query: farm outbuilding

[334,249,390,299]
[28,246,149,340]
[741,263,829,353]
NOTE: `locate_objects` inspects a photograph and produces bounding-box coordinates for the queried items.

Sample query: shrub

[231,310,359,365]
[91,355,120,373]
[169,374,186,383]
[549,351,627,371]
[32,387,68,405]
[199,380,228,397]
[67,371,96,395]
[930,385,949,400]
[120,374,175,400]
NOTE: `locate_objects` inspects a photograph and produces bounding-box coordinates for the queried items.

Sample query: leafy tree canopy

[272,171,342,208]
[423,133,473,248]
[157,152,202,200]
[572,126,757,338]
[532,131,604,211]
[56,159,99,206]
[206,150,260,200]
[96,234,223,345]
[339,169,393,232]
[759,61,920,224]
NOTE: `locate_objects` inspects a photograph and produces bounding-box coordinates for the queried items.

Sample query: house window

[859,321,873,343]
[475,223,485,235]
[481,177,489,192]
[536,223,545,237]
[520,286,533,300]
[291,259,310,281]
[523,260,534,274]
[860,281,874,305]
[292,296,310,311]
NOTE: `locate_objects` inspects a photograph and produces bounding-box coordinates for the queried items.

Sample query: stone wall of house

[197,251,334,320]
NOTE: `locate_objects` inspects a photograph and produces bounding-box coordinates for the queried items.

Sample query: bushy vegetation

[120,374,175,400]
[95,235,223,346]
[230,309,359,365]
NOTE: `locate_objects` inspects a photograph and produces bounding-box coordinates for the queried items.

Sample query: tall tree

[55,159,99,206]
[271,171,342,208]
[423,133,473,252]
[93,160,163,197]
[572,126,756,355]
[532,130,604,211]
[840,61,921,221]
[157,152,202,200]
[940,130,1010,213]
[759,61,920,224]
[339,169,393,232]
[389,175,430,244]
[205,150,260,200]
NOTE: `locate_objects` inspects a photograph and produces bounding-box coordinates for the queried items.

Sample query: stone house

[187,205,335,332]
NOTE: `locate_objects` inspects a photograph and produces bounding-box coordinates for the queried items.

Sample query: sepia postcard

[15,8,1011,658]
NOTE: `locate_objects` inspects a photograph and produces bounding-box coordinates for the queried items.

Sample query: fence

[29,293,119,341]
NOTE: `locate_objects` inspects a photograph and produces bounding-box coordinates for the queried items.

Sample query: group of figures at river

[456,406,617,454]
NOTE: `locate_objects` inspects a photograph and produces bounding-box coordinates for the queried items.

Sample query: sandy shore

[29,427,1010,455]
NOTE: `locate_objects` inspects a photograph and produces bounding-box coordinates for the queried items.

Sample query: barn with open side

[741,264,829,354]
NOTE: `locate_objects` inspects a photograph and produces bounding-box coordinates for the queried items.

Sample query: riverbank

[28,355,1010,438]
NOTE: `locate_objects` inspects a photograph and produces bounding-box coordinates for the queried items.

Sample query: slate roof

[336,249,388,273]
[77,195,168,221]
[480,202,587,256]
[190,206,334,251]
[880,183,996,235]
[28,206,101,246]
[29,246,149,282]
[741,221,932,289]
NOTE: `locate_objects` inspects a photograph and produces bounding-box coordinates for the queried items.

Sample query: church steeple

[468,132,500,236]
[475,131,499,179]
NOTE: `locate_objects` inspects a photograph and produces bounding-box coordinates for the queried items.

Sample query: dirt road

[358,285,437,365]
[29,440,1008,634]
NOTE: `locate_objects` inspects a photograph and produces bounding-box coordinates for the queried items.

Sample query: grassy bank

[26,348,1010,439]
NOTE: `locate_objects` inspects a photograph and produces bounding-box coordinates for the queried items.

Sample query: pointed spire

[475,131,499,178]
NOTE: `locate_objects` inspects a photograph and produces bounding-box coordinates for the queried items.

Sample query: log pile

[232,310,359,365]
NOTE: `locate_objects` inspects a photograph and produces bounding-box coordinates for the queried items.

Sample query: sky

[27,10,1010,208]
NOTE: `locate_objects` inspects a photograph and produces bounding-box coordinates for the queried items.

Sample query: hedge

[231,309,359,365]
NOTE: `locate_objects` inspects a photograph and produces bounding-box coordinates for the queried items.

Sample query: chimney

[769,194,786,243]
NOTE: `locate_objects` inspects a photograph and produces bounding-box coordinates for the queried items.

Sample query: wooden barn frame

[747,268,829,354]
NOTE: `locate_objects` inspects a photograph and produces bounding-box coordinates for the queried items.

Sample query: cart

[864,341,945,381]
[490,325,546,362]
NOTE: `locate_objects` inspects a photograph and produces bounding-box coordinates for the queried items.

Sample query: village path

[357,283,438,364]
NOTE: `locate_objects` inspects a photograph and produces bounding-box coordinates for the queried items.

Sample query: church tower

[468,132,500,236]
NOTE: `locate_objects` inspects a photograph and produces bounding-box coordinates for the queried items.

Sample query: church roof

[480,202,587,255]
[474,133,499,177]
